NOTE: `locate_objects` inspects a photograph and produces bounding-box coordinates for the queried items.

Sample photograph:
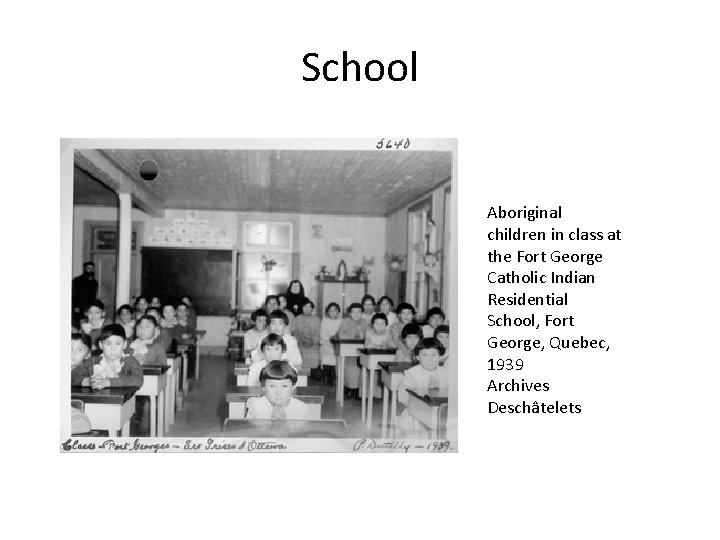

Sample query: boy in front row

[72,324,144,389]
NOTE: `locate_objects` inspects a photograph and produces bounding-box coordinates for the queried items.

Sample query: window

[238,221,293,310]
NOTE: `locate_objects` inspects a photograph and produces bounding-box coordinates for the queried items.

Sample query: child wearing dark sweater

[88,324,144,389]
[129,315,168,365]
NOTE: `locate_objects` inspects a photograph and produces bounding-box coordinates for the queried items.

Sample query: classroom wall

[384,180,452,307]
[72,206,235,347]
[72,206,387,343]
[296,214,386,304]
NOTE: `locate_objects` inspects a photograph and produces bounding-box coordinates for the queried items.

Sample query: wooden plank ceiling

[73,149,451,216]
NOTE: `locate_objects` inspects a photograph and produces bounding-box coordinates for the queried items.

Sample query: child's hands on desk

[90,375,110,390]
[81,377,91,387]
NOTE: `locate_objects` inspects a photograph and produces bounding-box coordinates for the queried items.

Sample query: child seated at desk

[389,302,416,348]
[250,310,302,366]
[422,307,446,338]
[435,325,450,365]
[247,332,289,387]
[176,302,196,337]
[319,302,342,384]
[71,333,94,386]
[397,337,449,434]
[130,315,167,366]
[377,296,399,327]
[89,324,144,389]
[365,313,392,349]
[116,304,136,340]
[394,322,423,363]
[361,294,377,323]
[181,295,197,330]
[295,299,321,376]
[246,360,309,420]
[147,306,173,353]
[134,295,148,321]
[244,309,269,354]
[277,293,297,335]
[338,302,369,400]
[80,299,108,351]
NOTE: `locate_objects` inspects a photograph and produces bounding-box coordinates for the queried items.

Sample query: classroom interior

[69,144,453,439]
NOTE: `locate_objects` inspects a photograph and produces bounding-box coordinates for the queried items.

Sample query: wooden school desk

[222,418,351,438]
[358,348,397,429]
[227,329,244,361]
[225,386,325,419]
[235,364,309,386]
[71,386,138,437]
[379,361,411,438]
[163,355,181,427]
[406,388,449,439]
[177,329,205,381]
[137,365,170,437]
[331,337,365,405]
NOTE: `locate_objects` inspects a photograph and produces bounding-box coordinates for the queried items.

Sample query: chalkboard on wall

[141,247,232,316]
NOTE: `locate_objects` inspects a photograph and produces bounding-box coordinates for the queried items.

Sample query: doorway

[83,221,141,317]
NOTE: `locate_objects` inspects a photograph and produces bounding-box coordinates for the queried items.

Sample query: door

[407,199,432,316]
[86,223,140,317]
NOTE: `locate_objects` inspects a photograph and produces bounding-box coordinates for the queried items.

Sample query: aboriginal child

[338,302,369,399]
[295,299,321,378]
[130,315,167,366]
[243,309,269,355]
[319,302,342,384]
[181,295,197,330]
[81,299,108,351]
[134,295,149,321]
[149,296,162,308]
[175,302,196,338]
[276,294,296,335]
[397,337,449,434]
[145,307,169,350]
[89,324,144,389]
[365,313,392,349]
[247,332,287,387]
[71,333,94,386]
[158,304,181,353]
[245,360,309,420]
[360,294,377,323]
[389,302,416,348]
[250,310,302,366]
[365,312,391,398]
[116,304,136,340]
[377,296,399,327]
[394,322,423,363]
[434,324,450,365]
[422,307,446,338]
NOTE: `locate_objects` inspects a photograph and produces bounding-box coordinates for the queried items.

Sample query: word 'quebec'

[303,51,416,82]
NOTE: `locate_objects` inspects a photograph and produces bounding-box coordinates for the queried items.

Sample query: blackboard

[141,247,232,316]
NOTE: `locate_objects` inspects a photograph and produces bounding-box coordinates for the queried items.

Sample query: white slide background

[2,1,718,539]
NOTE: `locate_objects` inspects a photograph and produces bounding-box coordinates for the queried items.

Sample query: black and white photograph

[61,138,457,452]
